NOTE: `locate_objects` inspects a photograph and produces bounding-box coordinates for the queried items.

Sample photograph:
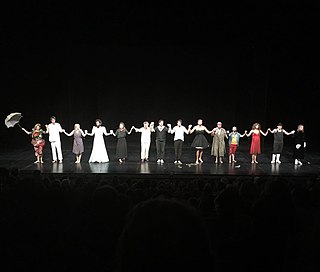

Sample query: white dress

[88,126,109,163]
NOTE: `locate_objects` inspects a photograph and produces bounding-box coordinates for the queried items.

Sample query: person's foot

[298,160,303,165]
[119,159,123,163]
[215,160,218,164]
[229,160,232,163]
[255,160,258,164]
[251,161,255,164]
[174,160,178,164]
[52,160,57,163]
[160,159,164,163]
[220,160,223,164]
[199,158,203,163]
[271,160,275,163]
[157,159,161,163]
[141,159,144,163]
[59,160,63,163]
[145,158,149,162]
[195,160,199,164]
[40,160,44,163]
[276,160,281,164]
[178,160,182,164]
[232,160,237,163]
[34,160,40,164]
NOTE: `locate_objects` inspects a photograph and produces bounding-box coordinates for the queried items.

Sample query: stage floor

[1,142,320,178]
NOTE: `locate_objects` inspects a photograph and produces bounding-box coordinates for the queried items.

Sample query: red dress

[250,131,261,154]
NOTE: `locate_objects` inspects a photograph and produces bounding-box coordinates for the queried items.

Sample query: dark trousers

[174,139,183,160]
[156,140,166,159]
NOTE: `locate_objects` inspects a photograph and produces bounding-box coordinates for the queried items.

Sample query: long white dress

[88,126,109,163]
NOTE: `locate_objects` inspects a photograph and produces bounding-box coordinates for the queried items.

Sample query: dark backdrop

[1,2,319,151]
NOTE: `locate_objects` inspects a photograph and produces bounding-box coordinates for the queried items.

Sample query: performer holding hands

[133,121,155,162]
[170,119,191,164]
[153,119,171,163]
[112,122,134,163]
[211,121,228,164]
[86,118,113,163]
[228,126,246,163]
[188,119,211,164]
[63,123,87,163]
[245,122,268,164]
[21,123,46,163]
[268,122,295,164]
[46,116,65,163]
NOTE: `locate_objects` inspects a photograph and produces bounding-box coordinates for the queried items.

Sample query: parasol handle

[16,123,22,129]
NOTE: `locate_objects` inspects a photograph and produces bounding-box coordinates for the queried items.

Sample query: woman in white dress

[86,119,113,163]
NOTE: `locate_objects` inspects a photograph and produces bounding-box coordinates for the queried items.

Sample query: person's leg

[199,150,203,162]
[156,140,161,161]
[177,140,183,162]
[195,149,199,163]
[271,153,276,163]
[160,141,165,160]
[141,141,146,161]
[56,141,63,162]
[145,141,150,161]
[174,140,179,162]
[51,142,57,162]
[276,153,281,163]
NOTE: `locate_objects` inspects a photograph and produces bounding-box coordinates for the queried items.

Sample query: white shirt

[47,123,63,142]
[171,125,188,141]
[136,127,152,143]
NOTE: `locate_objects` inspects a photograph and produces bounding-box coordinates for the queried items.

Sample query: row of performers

[20,116,306,166]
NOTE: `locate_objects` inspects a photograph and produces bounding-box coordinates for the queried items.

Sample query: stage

[1,141,319,179]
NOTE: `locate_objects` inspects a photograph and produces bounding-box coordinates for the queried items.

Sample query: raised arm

[21,127,32,135]
[240,131,247,137]
[128,126,134,135]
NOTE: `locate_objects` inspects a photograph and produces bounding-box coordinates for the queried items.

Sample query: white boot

[294,159,299,165]
[271,154,276,163]
[276,154,281,164]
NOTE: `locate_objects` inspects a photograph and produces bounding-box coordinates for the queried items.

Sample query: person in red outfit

[245,122,269,164]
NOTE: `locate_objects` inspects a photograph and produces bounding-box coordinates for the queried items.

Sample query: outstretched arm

[63,130,74,137]
[260,130,268,136]
[283,129,295,136]
[21,127,31,135]
[268,128,275,133]
[246,130,253,137]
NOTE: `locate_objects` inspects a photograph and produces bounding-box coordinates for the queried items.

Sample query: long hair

[252,122,261,130]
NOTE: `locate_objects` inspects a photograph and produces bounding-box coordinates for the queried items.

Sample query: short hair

[50,116,56,121]
[277,122,283,127]
[95,119,102,124]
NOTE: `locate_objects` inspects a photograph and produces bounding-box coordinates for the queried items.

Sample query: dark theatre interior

[1,2,320,272]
